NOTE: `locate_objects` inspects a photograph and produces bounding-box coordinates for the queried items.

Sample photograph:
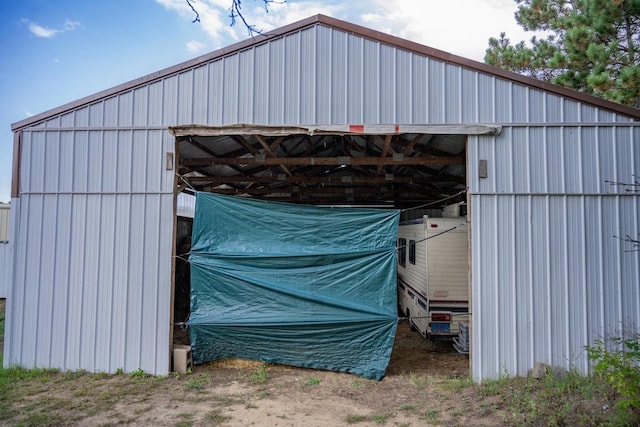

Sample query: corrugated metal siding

[25,24,631,129]
[5,129,175,374]
[469,125,640,381]
[0,204,9,241]
[0,242,8,298]
[7,21,640,379]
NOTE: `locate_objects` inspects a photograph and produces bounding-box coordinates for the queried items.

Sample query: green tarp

[188,192,399,379]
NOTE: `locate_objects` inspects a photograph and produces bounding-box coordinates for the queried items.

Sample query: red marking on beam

[395,125,400,134]
[349,125,365,133]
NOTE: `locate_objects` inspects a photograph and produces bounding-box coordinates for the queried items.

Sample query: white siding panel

[330,29,347,123]
[7,126,174,375]
[284,34,301,124]
[0,205,9,241]
[470,125,640,380]
[300,28,316,124]
[316,25,332,124]
[222,55,239,125]
[444,64,460,123]
[133,86,150,127]
[346,34,363,123]
[395,49,412,123]
[379,44,395,123]
[363,38,379,124]
[461,69,477,123]
[0,242,9,299]
[267,39,284,124]
[427,59,444,123]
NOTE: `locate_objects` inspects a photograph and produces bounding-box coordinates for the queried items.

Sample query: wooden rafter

[186,175,465,184]
[181,156,464,167]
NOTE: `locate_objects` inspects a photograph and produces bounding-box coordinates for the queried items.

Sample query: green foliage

[305,376,320,386]
[586,335,640,411]
[129,368,146,378]
[250,365,268,384]
[485,0,640,108]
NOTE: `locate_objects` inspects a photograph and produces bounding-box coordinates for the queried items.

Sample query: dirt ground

[75,321,498,427]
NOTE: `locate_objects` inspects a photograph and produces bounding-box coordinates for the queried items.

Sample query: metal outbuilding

[6,15,640,381]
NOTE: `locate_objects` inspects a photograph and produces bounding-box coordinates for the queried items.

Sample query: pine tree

[485,0,640,108]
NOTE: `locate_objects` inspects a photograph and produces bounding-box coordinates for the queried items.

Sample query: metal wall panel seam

[527,195,535,371]
[615,193,623,331]
[492,195,499,375]
[580,196,588,371]
[563,195,571,365]
[17,196,30,364]
[48,196,60,367]
[510,195,518,372]
[544,196,552,363]
[3,199,18,366]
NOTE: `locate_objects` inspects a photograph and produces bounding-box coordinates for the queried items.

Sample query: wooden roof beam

[182,156,464,167]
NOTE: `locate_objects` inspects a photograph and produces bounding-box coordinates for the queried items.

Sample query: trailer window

[397,238,406,268]
[409,240,416,265]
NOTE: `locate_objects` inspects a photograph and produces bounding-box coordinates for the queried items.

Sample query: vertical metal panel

[346,34,363,123]
[411,55,427,123]
[207,60,224,124]
[299,27,316,123]
[0,242,8,298]
[477,74,495,123]
[103,96,118,127]
[395,49,412,123]
[238,49,255,123]
[379,44,395,123]
[316,25,332,123]
[470,125,640,381]
[7,125,174,375]
[176,69,195,124]
[192,65,209,124]
[283,33,301,124]
[222,54,239,125]
[268,38,284,124]
[427,59,444,122]
[133,86,149,127]
[494,80,511,122]
[460,69,477,123]
[444,64,460,123]
[118,92,133,126]
[330,29,347,123]
[0,204,9,240]
[363,38,379,123]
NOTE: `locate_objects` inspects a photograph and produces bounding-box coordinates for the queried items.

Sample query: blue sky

[0,0,538,202]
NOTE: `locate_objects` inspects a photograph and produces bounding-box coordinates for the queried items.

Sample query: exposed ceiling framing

[172,125,499,209]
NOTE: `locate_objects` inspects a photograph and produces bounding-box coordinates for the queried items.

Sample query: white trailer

[397,213,469,344]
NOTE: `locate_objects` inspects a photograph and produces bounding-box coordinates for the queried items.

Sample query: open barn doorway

[169,124,499,375]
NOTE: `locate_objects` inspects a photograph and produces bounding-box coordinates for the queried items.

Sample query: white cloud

[64,19,82,31]
[155,0,238,43]
[186,39,207,53]
[21,18,82,38]
[27,21,59,38]
[253,1,346,33]
[154,0,545,62]
[358,0,543,61]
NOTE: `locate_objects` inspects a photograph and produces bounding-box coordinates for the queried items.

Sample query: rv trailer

[397,209,469,350]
